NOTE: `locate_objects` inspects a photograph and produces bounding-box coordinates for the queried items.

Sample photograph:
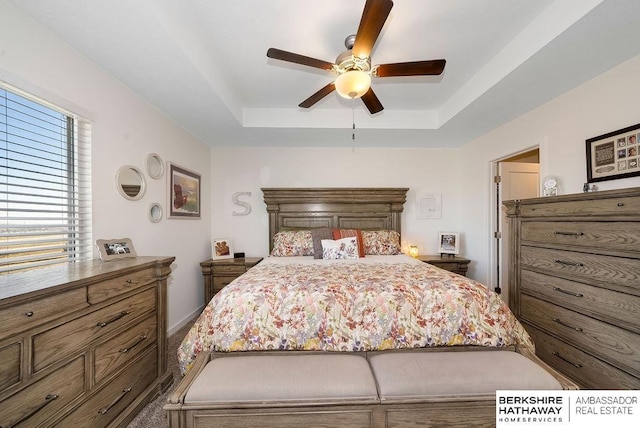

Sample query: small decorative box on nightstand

[417,254,470,277]
[200,257,263,303]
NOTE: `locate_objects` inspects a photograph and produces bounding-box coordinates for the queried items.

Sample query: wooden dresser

[504,187,640,389]
[417,254,470,276]
[0,256,174,427]
[200,257,263,303]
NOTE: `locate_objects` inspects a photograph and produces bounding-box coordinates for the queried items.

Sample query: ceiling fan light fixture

[335,70,371,99]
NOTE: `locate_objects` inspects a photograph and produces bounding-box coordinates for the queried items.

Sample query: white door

[497,162,539,305]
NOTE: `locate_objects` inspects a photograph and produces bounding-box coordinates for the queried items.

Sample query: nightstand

[200,257,263,303]
[417,254,470,277]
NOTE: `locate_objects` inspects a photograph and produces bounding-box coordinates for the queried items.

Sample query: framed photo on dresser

[437,232,460,255]
[212,238,233,259]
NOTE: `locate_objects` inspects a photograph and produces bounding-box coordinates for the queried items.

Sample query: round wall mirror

[147,202,163,223]
[116,165,146,200]
[145,153,164,179]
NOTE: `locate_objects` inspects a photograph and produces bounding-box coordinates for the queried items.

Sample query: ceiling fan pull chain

[352,99,356,151]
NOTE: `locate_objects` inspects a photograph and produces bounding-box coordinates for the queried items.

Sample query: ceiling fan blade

[299,82,336,108]
[352,0,394,59]
[267,48,335,71]
[375,59,446,77]
[361,88,384,114]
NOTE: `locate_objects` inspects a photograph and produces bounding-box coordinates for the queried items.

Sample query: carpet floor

[126,317,195,428]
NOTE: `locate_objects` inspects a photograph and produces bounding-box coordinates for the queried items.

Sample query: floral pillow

[321,237,359,259]
[362,230,401,255]
[271,230,313,256]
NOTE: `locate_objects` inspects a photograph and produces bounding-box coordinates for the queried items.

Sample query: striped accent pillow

[332,229,365,258]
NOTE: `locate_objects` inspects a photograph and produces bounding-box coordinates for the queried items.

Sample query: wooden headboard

[262,188,408,252]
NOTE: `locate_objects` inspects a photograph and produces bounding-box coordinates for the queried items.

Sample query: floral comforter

[177,256,533,375]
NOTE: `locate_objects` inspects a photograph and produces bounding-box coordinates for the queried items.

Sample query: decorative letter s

[232,192,252,216]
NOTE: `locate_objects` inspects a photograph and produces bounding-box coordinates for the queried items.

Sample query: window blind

[0,83,92,274]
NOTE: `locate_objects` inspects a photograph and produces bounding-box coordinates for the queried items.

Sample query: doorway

[490,149,540,306]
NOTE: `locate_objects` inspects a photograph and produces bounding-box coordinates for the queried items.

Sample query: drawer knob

[9,393,59,426]
[96,310,130,328]
[119,335,148,354]
[553,351,583,369]
[553,231,584,236]
[553,287,584,298]
[554,259,584,267]
[617,203,624,207]
[126,279,132,284]
[25,311,34,317]
[553,317,583,332]
[98,387,132,415]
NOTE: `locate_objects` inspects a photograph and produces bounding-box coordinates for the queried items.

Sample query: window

[0,83,92,274]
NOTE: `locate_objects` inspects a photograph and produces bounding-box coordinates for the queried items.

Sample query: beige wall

[211,147,462,258]
[0,1,212,331]
[459,54,640,285]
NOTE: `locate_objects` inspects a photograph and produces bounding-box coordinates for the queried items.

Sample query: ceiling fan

[266,0,446,114]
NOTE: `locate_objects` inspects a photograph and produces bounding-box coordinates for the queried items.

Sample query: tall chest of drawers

[0,256,174,427]
[504,188,640,389]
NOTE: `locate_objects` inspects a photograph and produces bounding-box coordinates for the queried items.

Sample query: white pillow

[321,237,359,260]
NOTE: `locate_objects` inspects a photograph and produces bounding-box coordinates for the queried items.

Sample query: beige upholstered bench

[367,350,566,427]
[166,352,381,428]
[165,348,577,428]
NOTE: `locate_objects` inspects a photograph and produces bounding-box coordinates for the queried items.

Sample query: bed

[166,188,576,428]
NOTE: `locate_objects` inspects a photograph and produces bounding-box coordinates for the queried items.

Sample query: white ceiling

[8,0,640,147]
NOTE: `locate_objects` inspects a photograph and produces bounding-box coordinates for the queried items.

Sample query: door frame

[488,146,540,303]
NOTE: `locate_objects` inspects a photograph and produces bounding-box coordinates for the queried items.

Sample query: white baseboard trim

[167,305,204,337]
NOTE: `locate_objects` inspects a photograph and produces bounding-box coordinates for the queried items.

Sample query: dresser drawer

[0,287,88,341]
[33,287,156,372]
[0,355,85,428]
[57,347,158,428]
[213,276,238,293]
[88,267,157,304]
[526,324,640,389]
[214,264,246,275]
[521,294,640,377]
[521,221,640,254]
[0,341,21,391]
[518,195,640,218]
[520,246,640,296]
[521,270,640,333]
[94,313,157,384]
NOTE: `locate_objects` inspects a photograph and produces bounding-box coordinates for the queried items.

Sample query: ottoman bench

[367,349,569,427]
[165,348,577,428]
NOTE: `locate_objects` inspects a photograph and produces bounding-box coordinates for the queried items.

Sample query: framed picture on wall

[437,232,460,255]
[168,162,201,219]
[416,193,442,219]
[586,122,640,183]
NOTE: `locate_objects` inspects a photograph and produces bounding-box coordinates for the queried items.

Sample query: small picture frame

[212,238,233,259]
[168,162,201,219]
[586,123,640,183]
[437,232,460,255]
[96,238,137,261]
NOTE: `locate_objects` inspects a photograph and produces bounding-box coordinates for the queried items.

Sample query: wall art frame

[212,238,233,259]
[586,122,640,183]
[416,192,442,219]
[96,238,137,260]
[168,162,201,219]
[437,232,460,255]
